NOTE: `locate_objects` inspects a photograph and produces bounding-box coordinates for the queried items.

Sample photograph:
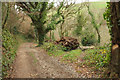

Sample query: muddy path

[10,43,81,78]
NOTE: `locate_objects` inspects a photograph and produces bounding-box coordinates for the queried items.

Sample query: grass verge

[41,42,82,63]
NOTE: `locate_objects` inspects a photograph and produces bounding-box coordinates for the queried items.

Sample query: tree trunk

[37,28,45,46]
[50,31,52,40]
[60,15,65,38]
[96,28,101,43]
[34,22,45,46]
[2,3,9,29]
[87,5,101,43]
[110,2,120,77]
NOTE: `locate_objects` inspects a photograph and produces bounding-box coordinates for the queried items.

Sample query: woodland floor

[10,43,101,78]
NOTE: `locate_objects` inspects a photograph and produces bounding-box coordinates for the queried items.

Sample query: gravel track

[10,43,80,78]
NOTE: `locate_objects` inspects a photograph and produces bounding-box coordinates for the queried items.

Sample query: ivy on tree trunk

[2,3,10,29]
[87,5,101,43]
[110,2,120,77]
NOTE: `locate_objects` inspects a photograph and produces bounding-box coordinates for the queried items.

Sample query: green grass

[41,42,65,56]
[62,49,82,62]
[42,42,82,63]
[90,2,107,9]
[48,49,65,56]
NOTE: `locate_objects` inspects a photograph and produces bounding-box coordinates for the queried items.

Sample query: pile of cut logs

[55,37,79,50]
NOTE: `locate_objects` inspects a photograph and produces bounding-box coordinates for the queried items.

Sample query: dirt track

[11,43,80,78]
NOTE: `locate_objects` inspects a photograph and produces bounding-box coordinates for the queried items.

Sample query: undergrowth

[83,43,111,68]
[2,29,18,77]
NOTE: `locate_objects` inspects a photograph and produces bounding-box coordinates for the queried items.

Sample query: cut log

[55,37,79,51]
[79,46,95,51]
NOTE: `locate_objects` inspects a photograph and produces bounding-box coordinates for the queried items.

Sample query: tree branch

[29,2,35,9]
[35,2,38,8]
[17,2,31,13]
[22,2,31,12]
